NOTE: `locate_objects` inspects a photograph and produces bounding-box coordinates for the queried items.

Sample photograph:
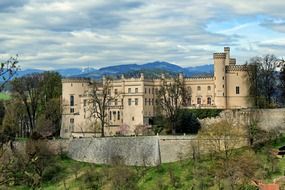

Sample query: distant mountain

[13,67,97,78]
[12,61,214,79]
[74,61,214,79]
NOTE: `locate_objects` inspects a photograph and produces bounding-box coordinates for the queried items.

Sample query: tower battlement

[213,53,226,59]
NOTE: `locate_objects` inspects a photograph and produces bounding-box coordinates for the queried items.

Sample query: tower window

[70,95,74,106]
[236,86,240,94]
[135,88,138,93]
[118,111,120,120]
[70,118,74,124]
[114,89,118,95]
[128,98,132,106]
[207,86,211,91]
[115,99,118,106]
[109,111,112,120]
[128,88,131,93]
[135,98,138,105]
[222,76,224,80]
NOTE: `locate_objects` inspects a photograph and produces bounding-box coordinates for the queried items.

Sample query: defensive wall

[67,135,247,166]
[200,108,285,131]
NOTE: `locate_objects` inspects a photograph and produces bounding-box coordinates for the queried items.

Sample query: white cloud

[0,0,285,69]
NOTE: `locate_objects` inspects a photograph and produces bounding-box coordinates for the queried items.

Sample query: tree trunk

[101,121,105,137]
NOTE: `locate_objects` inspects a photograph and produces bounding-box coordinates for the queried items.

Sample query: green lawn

[0,92,11,100]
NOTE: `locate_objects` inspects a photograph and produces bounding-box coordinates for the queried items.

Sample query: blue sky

[0,0,285,70]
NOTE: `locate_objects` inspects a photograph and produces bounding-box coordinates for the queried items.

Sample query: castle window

[109,111,112,120]
[197,97,201,105]
[145,98,147,105]
[113,111,116,121]
[236,86,240,94]
[128,98,132,106]
[155,88,158,94]
[152,88,154,94]
[70,108,74,113]
[70,118,74,124]
[114,89,118,95]
[135,88,138,93]
[132,117,135,121]
[108,89,111,95]
[149,88,151,94]
[115,99,118,106]
[197,86,201,91]
[83,99,87,107]
[207,97,211,105]
[118,111,120,120]
[71,83,73,87]
[207,86,211,91]
[135,98,138,105]
[223,85,224,88]
[145,88,147,93]
[222,76,224,80]
[70,95,74,106]
[149,98,151,105]
[128,88,131,93]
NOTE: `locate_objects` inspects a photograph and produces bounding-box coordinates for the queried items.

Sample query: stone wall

[12,139,70,155]
[67,136,247,166]
[68,136,161,166]
[199,108,285,131]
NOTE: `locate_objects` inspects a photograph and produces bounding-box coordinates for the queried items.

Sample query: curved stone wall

[68,136,161,166]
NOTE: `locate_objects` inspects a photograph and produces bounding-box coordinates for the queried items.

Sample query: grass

[9,135,285,190]
[0,92,11,100]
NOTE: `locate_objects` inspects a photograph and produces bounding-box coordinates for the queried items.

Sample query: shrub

[189,109,223,119]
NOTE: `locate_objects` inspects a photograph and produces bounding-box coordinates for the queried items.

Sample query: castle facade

[60,47,250,138]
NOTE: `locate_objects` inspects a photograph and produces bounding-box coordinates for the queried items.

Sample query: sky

[0,0,285,70]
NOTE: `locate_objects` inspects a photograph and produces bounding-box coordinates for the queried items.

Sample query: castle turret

[224,47,230,65]
[214,52,227,108]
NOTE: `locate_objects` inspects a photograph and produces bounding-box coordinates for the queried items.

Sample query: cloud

[0,0,285,69]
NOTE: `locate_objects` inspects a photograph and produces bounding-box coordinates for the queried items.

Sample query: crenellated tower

[213,51,227,108]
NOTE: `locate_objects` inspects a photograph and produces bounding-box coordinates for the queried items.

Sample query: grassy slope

[13,136,285,190]
[0,92,11,100]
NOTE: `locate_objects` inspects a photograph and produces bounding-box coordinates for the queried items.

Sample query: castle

[60,47,250,138]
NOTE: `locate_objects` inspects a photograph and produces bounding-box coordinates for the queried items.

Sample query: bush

[188,109,223,119]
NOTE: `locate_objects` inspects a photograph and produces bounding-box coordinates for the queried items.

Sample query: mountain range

[14,61,214,79]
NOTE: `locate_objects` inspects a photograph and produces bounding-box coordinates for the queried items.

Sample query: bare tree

[0,56,20,91]
[88,77,117,137]
[246,55,279,108]
[157,76,191,134]
[11,74,44,134]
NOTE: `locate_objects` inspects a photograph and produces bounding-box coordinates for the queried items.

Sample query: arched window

[197,97,201,105]
[197,86,201,91]
[207,97,211,105]
[207,86,211,91]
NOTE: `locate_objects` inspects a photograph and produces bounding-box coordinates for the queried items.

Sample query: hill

[7,62,214,80]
